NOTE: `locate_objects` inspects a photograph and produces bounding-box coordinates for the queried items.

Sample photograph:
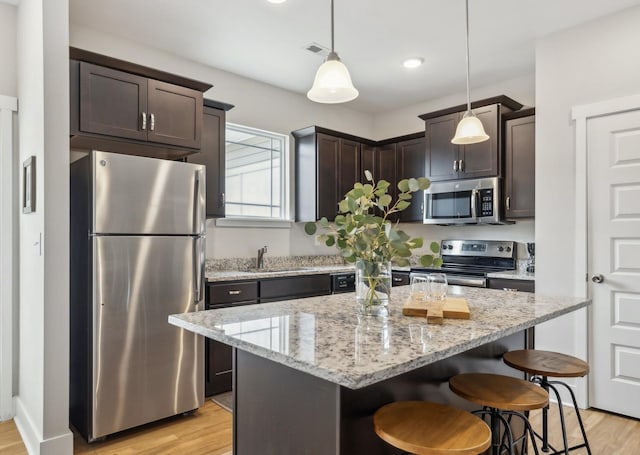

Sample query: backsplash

[205,254,346,272]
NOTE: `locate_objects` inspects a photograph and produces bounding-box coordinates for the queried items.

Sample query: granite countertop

[206,265,355,282]
[169,286,588,389]
[487,270,535,281]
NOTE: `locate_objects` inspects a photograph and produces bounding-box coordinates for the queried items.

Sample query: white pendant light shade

[307,54,359,103]
[451,110,489,145]
[307,0,358,104]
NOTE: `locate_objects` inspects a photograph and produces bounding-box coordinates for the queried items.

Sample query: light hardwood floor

[0,400,232,455]
[1,402,639,454]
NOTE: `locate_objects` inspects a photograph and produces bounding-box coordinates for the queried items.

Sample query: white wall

[0,3,17,97]
[535,4,640,405]
[0,1,17,421]
[14,0,72,453]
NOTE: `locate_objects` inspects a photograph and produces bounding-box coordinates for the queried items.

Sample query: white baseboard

[14,397,73,455]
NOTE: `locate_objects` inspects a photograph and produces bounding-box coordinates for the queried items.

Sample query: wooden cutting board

[402,296,470,320]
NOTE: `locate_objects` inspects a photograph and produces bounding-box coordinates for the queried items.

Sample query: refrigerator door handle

[192,169,202,235]
[193,236,204,307]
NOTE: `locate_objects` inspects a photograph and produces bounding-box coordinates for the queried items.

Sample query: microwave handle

[470,189,479,220]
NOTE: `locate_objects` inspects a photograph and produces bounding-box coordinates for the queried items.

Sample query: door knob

[592,274,604,283]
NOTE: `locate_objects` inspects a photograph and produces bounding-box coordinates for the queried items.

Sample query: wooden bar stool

[503,349,592,455]
[449,373,549,455]
[373,401,491,455]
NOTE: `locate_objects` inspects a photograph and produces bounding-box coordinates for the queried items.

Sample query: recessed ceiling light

[267,0,287,4]
[403,58,424,69]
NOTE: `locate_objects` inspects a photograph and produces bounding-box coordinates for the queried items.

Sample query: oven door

[423,177,501,225]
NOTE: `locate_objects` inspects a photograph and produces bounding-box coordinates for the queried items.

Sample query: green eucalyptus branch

[304,170,443,268]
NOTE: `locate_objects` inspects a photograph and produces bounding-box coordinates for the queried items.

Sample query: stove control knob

[506,246,512,253]
[498,246,504,252]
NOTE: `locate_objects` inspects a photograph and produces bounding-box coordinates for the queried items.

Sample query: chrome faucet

[257,245,268,269]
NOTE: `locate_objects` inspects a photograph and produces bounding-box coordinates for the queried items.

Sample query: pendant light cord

[330,0,335,53]
[465,0,471,113]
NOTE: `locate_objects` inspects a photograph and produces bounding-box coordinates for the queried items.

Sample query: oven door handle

[470,189,479,221]
[447,275,486,288]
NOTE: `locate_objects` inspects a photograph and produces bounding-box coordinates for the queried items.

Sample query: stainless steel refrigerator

[70,150,205,442]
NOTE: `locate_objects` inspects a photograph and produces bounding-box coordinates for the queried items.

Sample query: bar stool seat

[373,401,491,455]
[503,350,592,455]
[503,349,589,378]
[450,373,548,455]
[449,373,549,412]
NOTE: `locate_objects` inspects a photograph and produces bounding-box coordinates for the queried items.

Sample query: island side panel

[233,349,340,455]
[232,332,525,455]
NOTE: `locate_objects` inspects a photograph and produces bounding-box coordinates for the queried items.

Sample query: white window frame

[216,123,292,228]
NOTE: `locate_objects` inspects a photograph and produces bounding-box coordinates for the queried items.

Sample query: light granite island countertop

[169,287,589,454]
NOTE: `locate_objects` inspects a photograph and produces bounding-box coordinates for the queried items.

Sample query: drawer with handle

[208,280,259,305]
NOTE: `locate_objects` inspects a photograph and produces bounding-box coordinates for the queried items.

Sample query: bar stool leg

[473,409,515,455]
[545,382,570,455]
[548,380,592,455]
[541,376,550,452]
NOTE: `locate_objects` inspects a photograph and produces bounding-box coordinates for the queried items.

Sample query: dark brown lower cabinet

[204,275,331,396]
[391,271,410,286]
[488,278,535,293]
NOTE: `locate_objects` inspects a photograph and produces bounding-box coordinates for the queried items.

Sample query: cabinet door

[361,144,397,218]
[187,106,226,217]
[205,340,233,396]
[79,62,147,141]
[459,104,500,178]
[316,134,341,220]
[425,112,459,181]
[337,139,361,202]
[396,137,426,221]
[147,79,203,149]
[260,275,331,302]
[505,114,535,218]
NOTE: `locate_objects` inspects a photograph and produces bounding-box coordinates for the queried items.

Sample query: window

[225,124,289,220]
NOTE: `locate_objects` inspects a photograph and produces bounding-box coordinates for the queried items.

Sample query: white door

[588,109,640,418]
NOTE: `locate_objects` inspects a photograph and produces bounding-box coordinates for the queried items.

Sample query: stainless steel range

[411,239,516,288]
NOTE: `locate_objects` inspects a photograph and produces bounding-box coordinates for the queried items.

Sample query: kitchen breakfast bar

[169,286,590,455]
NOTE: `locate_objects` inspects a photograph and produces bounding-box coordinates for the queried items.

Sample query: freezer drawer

[91,235,204,439]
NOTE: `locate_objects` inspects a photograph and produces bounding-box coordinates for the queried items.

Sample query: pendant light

[451,0,489,145]
[307,0,359,104]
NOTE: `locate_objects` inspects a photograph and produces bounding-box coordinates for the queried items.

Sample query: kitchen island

[169,285,589,454]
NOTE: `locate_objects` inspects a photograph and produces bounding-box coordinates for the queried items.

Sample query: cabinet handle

[392,277,404,282]
[453,160,459,172]
[141,112,147,130]
[228,290,242,295]
[220,192,225,208]
[150,113,155,131]
[459,159,464,172]
[503,288,519,292]
[506,196,511,210]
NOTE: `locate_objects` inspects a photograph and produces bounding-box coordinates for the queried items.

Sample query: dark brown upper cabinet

[419,96,523,182]
[503,108,535,218]
[395,135,427,222]
[70,47,211,160]
[293,127,362,222]
[293,127,428,222]
[185,99,234,218]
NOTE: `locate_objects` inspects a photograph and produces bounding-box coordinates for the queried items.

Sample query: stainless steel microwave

[423,177,506,225]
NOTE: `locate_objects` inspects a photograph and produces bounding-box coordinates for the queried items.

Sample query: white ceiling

[70,0,640,113]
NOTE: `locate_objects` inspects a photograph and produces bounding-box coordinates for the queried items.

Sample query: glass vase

[355,259,392,317]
